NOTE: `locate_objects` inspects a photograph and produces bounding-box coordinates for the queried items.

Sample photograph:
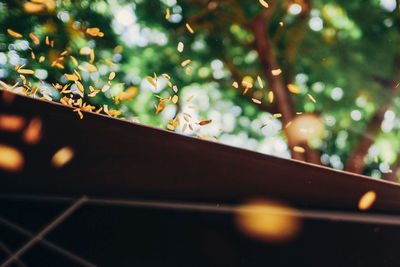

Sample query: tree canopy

[1,0,400,180]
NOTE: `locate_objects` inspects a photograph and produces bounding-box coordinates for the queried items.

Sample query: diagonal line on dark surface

[0,196,88,267]
[2,193,400,226]
[0,217,98,267]
[0,241,27,267]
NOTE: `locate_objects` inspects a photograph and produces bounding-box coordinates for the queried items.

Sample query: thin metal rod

[2,193,400,226]
[0,196,87,267]
[0,217,97,267]
[0,241,27,267]
[87,198,400,226]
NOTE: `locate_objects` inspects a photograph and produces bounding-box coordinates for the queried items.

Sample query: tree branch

[281,0,312,84]
[248,4,320,163]
[345,37,400,173]
[344,103,390,173]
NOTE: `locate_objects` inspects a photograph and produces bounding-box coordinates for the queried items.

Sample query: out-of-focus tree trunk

[345,1,400,174]
[345,104,390,173]
[249,2,320,164]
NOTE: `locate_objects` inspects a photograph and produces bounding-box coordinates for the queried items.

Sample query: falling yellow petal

[109,72,116,81]
[75,81,84,93]
[17,69,34,75]
[0,115,25,132]
[29,32,40,45]
[0,144,24,172]
[85,63,97,72]
[235,199,301,243]
[287,84,301,94]
[293,146,305,153]
[165,8,170,20]
[65,73,79,81]
[172,95,179,104]
[147,76,157,88]
[22,117,42,145]
[118,86,138,101]
[268,91,274,103]
[86,27,100,36]
[252,98,262,104]
[199,120,212,126]
[358,191,376,211]
[307,93,317,103]
[7,29,22,38]
[271,69,282,76]
[156,102,166,114]
[181,59,191,67]
[257,75,264,88]
[80,46,92,55]
[186,23,195,34]
[177,42,184,52]
[259,0,269,8]
[51,146,74,168]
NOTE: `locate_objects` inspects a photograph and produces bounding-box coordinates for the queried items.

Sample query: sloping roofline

[1,90,400,213]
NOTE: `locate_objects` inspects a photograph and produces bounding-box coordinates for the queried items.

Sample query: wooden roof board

[1,91,400,212]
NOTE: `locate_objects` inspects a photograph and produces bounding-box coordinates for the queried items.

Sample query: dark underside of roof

[1,91,400,266]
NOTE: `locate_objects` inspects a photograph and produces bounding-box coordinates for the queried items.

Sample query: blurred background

[1,0,400,180]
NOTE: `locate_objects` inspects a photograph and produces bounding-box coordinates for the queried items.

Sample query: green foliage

[1,0,400,179]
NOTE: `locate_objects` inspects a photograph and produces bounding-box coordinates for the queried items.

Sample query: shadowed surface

[1,91,400,266]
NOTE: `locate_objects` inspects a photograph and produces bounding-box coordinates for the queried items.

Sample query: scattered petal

[181,59,191,67]
[199,120,212,126]
[271,69,282,76]
[85,63,97,72]
[75,81,84,93]
[29,33,40,45]
[65,73,79,81]
[109,72,116,81]
[7,29,22,38]
[0,114,25,132]
[287,84,300,94]
[0,144,24,172]
[358,191,376,211]
[186,23,195,34]
[177,42,184,52]
[268,91,274,103]
[80,46,92,55]
[17,69,34,75]
[86,27,100,36]
[147,76,157,88]
[172,95,179,104]
[307,93,317,103]
[186,95,194,102]
[293,146,305,153]
[259,0,269,8]
[257,76,264,88]
[51,146,74,168]
[156,102,166,114]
